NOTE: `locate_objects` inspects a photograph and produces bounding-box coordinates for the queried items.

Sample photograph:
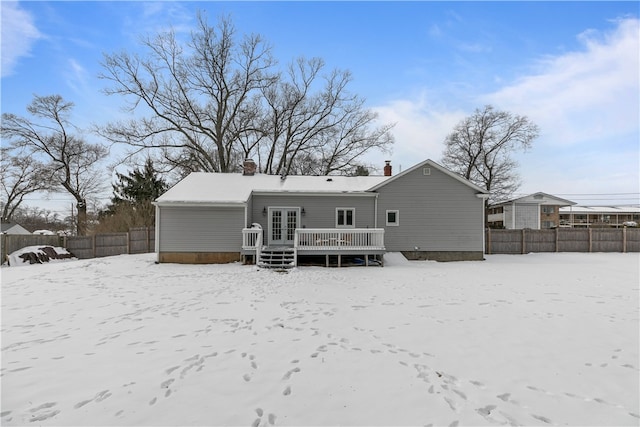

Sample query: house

[559,206,640,228]
[487,192,576,229]
[154,159,489,267]
[1,221,31,235]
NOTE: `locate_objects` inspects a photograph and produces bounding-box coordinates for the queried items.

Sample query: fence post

[126,232,131,254]
[92,234,96,258]
[146,227,151,253]
[521,229,526,254]
[588,228,593,252]
[622,227,627,253]
[555,228,559,253]
[486,228,492,255]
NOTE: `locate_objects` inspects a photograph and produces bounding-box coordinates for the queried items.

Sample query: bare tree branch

[1,95,108,235]
[441,105,539,204]
[98,13,393,176]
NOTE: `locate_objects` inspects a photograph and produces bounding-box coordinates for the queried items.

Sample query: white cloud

[1,2,42,77]
[66,58,89,94]
[122,2,194,41]
[373,18,639,203]
[483,17,640,203]
[371,93,466,171]
[483,17,639,148]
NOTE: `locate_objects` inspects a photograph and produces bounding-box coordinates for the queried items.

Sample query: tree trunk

[76,201,87,236]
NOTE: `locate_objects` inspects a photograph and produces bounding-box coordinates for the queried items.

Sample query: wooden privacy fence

[1,234,61,263]
[1,227,155,261]
[486,228,640,254]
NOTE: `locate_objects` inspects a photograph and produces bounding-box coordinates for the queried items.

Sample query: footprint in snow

[531,414,552,424]
[282,367,300,380]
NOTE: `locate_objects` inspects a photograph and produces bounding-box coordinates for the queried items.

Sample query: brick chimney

[243,159,257,176]
[384,160,392,177]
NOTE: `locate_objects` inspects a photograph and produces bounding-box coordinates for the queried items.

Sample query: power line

[552,193,639,196]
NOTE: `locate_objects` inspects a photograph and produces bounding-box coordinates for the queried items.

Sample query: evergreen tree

[98,159,168,231]
[112,158,168,206]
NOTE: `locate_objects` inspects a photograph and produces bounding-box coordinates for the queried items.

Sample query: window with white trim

[386,210,400,226]
[336,208,355,228]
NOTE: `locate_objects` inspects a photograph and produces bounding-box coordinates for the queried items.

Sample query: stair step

[258,247,296,268]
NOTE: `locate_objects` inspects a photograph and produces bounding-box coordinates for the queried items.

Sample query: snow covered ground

[1,252,638,426]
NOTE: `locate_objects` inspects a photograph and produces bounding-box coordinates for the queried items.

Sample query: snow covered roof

[559,206,640,214]
[491,192,576,207]
[1,222,31,235]
[155,173,389,205]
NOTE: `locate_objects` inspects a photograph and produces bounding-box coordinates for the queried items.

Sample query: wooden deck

[242,228,385,267]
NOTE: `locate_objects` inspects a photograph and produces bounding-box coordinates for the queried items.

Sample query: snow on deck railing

[295,228,385,251]
[242,228,262,250]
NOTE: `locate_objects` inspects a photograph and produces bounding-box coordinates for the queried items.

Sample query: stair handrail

[255,230,262,263]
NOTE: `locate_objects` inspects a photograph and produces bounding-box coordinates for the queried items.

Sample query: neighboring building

[487,192,576,229]
[0,221,31,235]
[559,206,640,228]
[154,159,489,266]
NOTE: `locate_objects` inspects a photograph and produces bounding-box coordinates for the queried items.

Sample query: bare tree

[1,95,107,235]
[98,13,393,176]
[256,57,393,176]
[0,147,53,221]
[98,13,275,173]
[441,105,539,203]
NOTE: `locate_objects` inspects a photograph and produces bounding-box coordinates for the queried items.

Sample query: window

[386,210,399,226]
[336,208,355,228]
[542,206,555,214]
[542,221,555,229]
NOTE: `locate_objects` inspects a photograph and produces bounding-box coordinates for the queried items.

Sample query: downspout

[512,202,516,229]
[477,194,490,255]
[154,203,160,263]
[374,193,379,228]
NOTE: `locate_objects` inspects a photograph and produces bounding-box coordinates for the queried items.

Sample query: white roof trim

[155,201,246,208]
[367,159,489,194]
[251,190,376,197]
[491,192,576,207]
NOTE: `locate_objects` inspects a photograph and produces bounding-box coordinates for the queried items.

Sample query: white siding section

[158,206,244,252]
[514,204,539,229]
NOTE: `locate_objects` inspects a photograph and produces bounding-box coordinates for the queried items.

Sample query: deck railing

[294,228,385,251]
[242,228,263,249]
[243,227,385,252]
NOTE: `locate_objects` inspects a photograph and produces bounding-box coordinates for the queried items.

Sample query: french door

[268,208,299,246]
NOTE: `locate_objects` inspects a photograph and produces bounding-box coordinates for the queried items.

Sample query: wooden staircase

[258,247,296,269]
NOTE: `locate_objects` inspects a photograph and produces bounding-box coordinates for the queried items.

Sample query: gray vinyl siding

[250,194,377,230]
[376,166,484,252]
[158,206,244,252]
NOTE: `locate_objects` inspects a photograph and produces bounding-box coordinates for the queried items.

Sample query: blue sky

[2,1,639,216]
